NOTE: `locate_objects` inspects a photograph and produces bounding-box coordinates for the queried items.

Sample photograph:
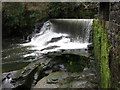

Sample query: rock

[3,52,97,89]
[40,46,60,51]
[34,72,68,88]
[88,44,94,50]
[46,36,63,44]
[35,69,97,88]
[71,81,96,88]
[7,58,51,89]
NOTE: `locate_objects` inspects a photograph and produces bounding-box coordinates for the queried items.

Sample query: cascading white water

[23,19,93,55]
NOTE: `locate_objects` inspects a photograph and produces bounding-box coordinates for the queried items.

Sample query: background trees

[2,2,98,39]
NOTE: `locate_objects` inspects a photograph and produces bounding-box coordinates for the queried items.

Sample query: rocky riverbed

[2,51,98,89]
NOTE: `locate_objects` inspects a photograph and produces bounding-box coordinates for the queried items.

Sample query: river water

[2,19,93,75]
[2,19,95,89]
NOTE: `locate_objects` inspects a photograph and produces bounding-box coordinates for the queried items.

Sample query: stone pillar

[109,2,120,88]
[99,2,110,21]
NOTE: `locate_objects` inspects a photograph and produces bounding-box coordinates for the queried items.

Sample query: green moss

[50,53,90,73]
[37,66,43,70]
[64,54,90,73]
[93,19,111,88]
[66,58,89,73]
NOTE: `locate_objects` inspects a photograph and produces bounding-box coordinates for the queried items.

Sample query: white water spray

[22,19,93,55]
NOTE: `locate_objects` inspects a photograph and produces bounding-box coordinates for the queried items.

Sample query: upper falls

[23,19,93,53]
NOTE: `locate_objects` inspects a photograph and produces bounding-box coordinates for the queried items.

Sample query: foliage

[63,54,90,73]
[2,2,48,38]
[47,2,75,18]
[3,3,24,28]
[93,19,111,88]
[47,2,98,19]
[2,2,98,38]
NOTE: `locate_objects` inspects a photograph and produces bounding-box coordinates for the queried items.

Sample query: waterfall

[23,19,93,54]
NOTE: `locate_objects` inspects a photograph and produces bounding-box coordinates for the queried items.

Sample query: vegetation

[93,19,111,88]
[2,2,48,38]
[2,2,98,39]
[65,54,90,72]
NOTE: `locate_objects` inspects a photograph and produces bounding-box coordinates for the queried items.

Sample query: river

[2,19,98,89]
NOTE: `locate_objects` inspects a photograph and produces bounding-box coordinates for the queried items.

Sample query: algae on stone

[93,19,111,88]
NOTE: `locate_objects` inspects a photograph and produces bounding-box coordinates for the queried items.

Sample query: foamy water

[22,19,93,56]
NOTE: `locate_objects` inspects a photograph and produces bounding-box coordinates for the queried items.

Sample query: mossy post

[96,2,120,89]
[93,19,111,88]
[93,2,111,88]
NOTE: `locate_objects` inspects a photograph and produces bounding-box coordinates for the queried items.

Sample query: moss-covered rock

[35,70,97,88]
[93,19,111,88]
[4,51,97,89]
[34,53,97,88]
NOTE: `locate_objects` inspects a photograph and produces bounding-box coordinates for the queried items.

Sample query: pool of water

[2,39,37,73]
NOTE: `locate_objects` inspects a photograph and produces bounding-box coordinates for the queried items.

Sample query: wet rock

[88,44,94,55]
[40,46,60,51]
[46,36,63,44]
[34,72,68,88]
[88,44,94,50]
[71,81,96,88]
[2,52,97,89]
[4,58,51,89]
[35,70,97,88]
[34,55,97,88]
[2,71,17,89]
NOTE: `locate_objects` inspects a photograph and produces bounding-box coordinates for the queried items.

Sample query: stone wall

[99,2,120,88]
[109,2,120,88]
